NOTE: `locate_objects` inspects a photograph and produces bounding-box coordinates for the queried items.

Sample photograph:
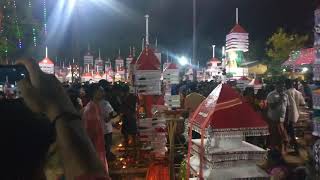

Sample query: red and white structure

[39,47,54,74]
[135,14,162,95]
[163,63,180,108]
[187,84,269,179]
[95,49,104,74]
[83,45,94,73]
[206,45,222,80]
[115,49,125,81]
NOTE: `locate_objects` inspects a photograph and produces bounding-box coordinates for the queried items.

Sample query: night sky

[42,0,316,65]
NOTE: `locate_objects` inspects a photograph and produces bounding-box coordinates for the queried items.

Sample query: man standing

[100,96,117,161]
[82,83,108,172]
[285,79,305,153]
[120,85,138,146]
[267,81,289,154]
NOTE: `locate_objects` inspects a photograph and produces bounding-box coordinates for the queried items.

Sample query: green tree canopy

[266,28,308,62]
[265,28,309,75]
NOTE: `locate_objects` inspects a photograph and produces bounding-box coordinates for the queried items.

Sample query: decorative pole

[145,14,150,46]
[212,45,215,58]
[45,46,48,58]
[236,8,239,24]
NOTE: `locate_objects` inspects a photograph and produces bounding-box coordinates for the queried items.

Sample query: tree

[265,28,309,74]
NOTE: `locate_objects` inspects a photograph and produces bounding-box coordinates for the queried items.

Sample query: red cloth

[82,101,108,173]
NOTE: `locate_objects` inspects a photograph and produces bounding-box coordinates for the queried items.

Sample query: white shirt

[267,90,289,123]
[99,100,114,134]
[286,88,305,123]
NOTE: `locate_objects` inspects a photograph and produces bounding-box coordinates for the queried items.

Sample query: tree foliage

[265,28,309,75]
[266,28,308,62]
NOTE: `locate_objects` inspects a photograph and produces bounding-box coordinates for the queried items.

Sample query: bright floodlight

[178,56,188,66]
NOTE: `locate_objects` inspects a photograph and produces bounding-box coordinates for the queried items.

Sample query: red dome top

[165,63,178,70]
[136,47,160,70]
[229,24,247,34]
[39,57,54,65]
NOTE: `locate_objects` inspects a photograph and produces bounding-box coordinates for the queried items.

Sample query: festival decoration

[126,47,134,81]
[186,84,269,179]
[206,45,222,80]
[115,49,125,81]
[163,63,180,108]
[39,47,54,74]
[225,8,249,77]
[95,49,104,73]
[84,45,94,73]
[135,14,161,95]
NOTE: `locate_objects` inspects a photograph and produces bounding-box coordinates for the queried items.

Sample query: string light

[43,0,47,36]
[28,0,37,47]
[13,1,22,48]
[32,28,37,47]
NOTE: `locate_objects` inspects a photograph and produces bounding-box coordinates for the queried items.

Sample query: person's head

[275,81,285,94]
[0,99,55,179]
[285,79,294,89]
[87,83,105,101]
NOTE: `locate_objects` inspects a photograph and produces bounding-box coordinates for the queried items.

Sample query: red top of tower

[229,24,247,34]
[136,47,161,70]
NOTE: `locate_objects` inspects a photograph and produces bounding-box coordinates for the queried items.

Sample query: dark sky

[43,0,316,65]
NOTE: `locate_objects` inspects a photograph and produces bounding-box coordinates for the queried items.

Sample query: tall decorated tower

[115,49,125,81]
[83,44,94,73]
[225,8,249,77]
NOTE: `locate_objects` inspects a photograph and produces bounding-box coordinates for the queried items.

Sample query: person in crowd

[67,88,83,112]
[99,85,118,161]
[301,80,313,109]
[285,79,305,154]
[267,81,289,154]
[255,88,267,112]
[79,86,90,107]
[82,83,109,173]
[16,58,109,179]
[120,84,138,146]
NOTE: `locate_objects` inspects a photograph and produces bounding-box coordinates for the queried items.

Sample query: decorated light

[43,0,47,35]
[13,1,22,48]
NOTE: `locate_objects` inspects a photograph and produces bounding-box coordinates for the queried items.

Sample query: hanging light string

[12,0,22,48]
[43,0,47,36]
[1,3,8,56]
[28,0,37,47]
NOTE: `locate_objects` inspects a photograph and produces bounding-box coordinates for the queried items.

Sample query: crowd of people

[0,58,315,179]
